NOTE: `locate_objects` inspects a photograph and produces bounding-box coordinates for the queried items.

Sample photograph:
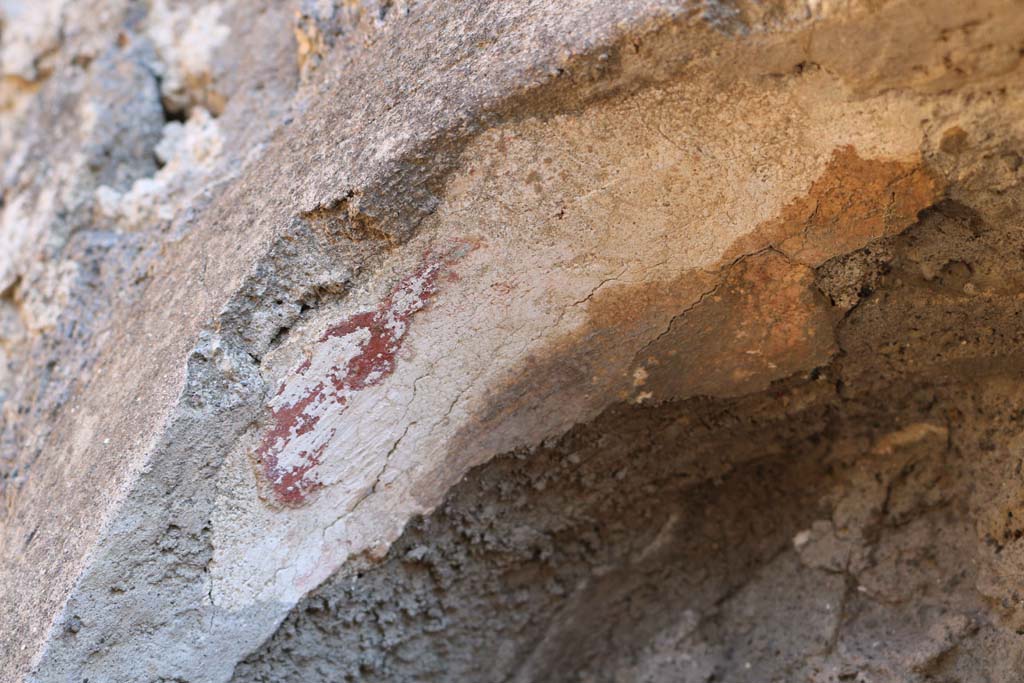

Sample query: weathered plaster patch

[726,145,942,265]
[432,145,939,491]
[255,239,478,505]
[629,250,836,403]
[212,75,941,616]
[219,139,932,613]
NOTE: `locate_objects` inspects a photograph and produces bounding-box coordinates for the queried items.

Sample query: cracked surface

[238,196,1024,683]
[3,1,1024,682]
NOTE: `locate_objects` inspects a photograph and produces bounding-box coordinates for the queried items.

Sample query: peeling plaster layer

[210,63,941,615]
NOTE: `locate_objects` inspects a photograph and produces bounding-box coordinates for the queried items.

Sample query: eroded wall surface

[3,1,1024,681]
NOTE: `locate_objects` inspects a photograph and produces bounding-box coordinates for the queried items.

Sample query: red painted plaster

[255,239,477,505]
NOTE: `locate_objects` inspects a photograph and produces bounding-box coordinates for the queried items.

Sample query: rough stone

[2,1,1024,682]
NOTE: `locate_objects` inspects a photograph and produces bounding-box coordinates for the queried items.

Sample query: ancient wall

[3,1,1024,681]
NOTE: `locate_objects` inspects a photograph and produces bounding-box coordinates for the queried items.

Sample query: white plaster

[211,68,930,613]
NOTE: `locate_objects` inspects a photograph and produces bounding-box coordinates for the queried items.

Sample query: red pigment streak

[256,239,478,505]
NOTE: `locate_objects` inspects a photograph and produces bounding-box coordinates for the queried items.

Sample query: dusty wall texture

[3,1,1024,681]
